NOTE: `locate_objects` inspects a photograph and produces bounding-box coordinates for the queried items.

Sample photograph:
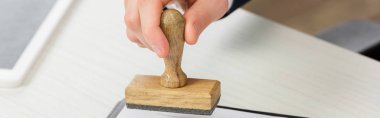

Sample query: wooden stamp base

[125,75,221,111]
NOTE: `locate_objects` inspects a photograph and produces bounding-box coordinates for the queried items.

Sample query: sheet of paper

[116,106,283,118]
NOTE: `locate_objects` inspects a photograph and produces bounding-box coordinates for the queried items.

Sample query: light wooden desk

[1,1,380,118]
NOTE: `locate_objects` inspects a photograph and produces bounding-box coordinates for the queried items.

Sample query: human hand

[124,0,229,58]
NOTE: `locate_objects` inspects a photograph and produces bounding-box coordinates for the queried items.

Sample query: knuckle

[130,38,140,43]
[127,35,137,42]
[124,15,139,29]
[126,33,139,43]
[137,43,146,48]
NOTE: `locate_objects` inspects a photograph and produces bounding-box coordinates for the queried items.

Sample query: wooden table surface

[1,0,379,118]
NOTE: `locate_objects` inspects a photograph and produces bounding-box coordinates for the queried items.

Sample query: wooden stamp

[125,9,221,115]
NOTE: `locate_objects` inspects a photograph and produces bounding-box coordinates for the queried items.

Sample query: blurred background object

[0,0,71,87]
[243,0,380,61]
[0,0,57,68]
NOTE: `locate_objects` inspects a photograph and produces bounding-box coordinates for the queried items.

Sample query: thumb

[184,0,228,45]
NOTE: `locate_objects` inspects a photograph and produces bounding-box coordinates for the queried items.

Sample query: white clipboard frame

[0,0,73,87]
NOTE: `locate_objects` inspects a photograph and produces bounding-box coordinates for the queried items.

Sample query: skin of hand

[124,0,229,58]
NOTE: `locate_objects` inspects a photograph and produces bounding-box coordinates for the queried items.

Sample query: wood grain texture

[160,9,187,88]
[125,75,221,110]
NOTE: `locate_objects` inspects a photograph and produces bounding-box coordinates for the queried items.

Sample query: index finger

[138,0,170,58]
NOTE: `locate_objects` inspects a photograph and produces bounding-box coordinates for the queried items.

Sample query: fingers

[138,0,170,58]
[125,0,170,58]
[125,0,150,49]
[126,29,146,48]
[184,0,229,45]
[125,0,228,57]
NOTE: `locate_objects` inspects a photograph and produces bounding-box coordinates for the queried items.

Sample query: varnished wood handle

[160,9,187,88]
